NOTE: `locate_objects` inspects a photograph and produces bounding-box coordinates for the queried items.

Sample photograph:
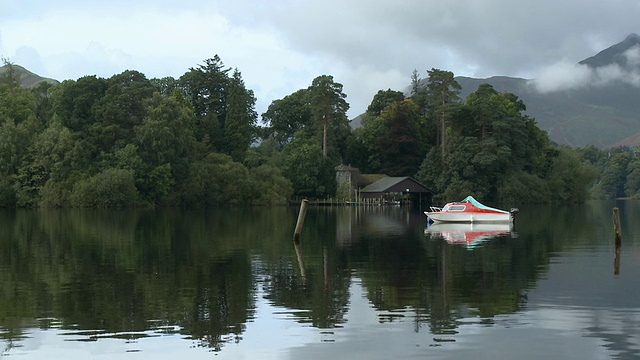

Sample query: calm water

[1,200,639,359]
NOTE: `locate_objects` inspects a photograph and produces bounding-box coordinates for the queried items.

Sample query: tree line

[0,57,637,208]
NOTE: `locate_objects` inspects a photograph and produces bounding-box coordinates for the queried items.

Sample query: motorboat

[425,222,516,248]
[425,196,518,223]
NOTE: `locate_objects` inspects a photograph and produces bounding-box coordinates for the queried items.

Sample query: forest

[0,56,639,208]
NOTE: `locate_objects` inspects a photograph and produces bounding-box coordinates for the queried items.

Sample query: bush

[249,165,293,205]
[0,176,16,207]
[497,172,550,204]
[40,179,73,207]
[70,169,138,208]
[181,153,252,206]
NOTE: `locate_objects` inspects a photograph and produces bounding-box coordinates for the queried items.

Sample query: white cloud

[532,59,640,93]
[531,61,592,93]
[623,44,640,67]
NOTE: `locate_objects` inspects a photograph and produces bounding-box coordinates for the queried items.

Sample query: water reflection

[0,201,639,359]
[425,222,516,249]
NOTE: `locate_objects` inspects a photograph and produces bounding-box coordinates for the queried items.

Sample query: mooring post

[293,199,308,244]
[613,207,622,275]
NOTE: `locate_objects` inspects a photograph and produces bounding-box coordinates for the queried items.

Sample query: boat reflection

[425,222,517,249]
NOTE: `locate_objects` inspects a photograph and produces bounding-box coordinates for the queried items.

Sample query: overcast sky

[1,0,639,119]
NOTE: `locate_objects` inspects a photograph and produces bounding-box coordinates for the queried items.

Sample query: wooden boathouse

[359,176,433,206]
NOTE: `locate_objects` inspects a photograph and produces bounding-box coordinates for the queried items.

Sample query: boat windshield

[445,205,466,211]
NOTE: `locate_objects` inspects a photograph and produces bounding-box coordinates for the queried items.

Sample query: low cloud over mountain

[533,34,640,93]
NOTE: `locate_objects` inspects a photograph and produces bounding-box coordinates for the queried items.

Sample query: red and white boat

[425,196,518,223]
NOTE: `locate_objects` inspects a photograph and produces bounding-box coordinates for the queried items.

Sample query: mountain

[0,64,59,88]
[579,33,640,68]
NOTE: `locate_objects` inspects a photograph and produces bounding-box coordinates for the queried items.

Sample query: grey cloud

[237,0,640,79]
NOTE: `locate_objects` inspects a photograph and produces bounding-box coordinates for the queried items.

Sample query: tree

[0,58,19,87]
[0,83,40,205]
[224,69,258,162]
[375,99,425,176]
[410,69,421,96]
[248,165,293,205]
[70,168,138,208]
[366,89,405,117]
[598,151,630,198]
[180,56,257,161]
[180,56,230,152]
[308,75,349,158]
[415,81,590,204]
[150,76,181,96]
[425,69,461,165]
[278,135,335,198]
[545,146,597,202]
[50,76,107,133]
[180,153,252,206]
[133,92,197,203]
[23,118,75,207]
[262,89,313,147]
[91,70,155,153]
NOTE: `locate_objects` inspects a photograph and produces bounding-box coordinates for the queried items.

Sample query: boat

[425,222,516,248]
[424,196,518,223]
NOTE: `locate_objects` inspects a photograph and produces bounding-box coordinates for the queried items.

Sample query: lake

[1,200,639,359]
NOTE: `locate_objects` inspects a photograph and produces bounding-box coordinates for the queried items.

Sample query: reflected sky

[4,272,637,360]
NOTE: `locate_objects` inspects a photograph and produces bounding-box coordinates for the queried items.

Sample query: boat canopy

[460,196,508,214]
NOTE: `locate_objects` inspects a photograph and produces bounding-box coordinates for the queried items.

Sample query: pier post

[613,207,621,275]
[293,199,308,244]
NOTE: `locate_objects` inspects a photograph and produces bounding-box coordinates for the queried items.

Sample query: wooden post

[613,207,622,248]
[293,199,308,244]
[613,207,622,275]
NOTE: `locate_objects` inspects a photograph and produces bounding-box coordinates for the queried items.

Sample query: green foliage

[308,75,350,159]
[181,153,252,206]
[39,178,74,207]
[180,56,258,161]
[248,165,293,205]
[225,69,258,162]
[0,175,16,207]
[417,82,596,205]
[91,70,155,152]
[497,172,550,204]
[4,58,623,207]
[278,135,336,198]
[70,169,138,208]
[597,151,630,197]
[376,99,425,176]
[366,89,405,117]
[49,76,107,132]
[425,68,462,164]
[261,89,312,147]
[544,146,597,202]
[625,168,640,197]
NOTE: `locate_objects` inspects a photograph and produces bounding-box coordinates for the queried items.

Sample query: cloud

[13,46,45,73]
[531,61,592,92]
[623,44,640,67]
[532,59,640,93]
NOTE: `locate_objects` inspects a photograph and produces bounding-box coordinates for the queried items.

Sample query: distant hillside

[0,64,59,88]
